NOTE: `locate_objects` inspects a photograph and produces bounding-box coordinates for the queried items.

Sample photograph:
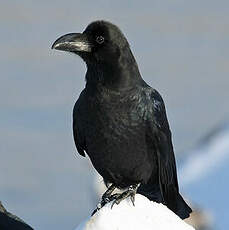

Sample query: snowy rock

[74,194,195,230]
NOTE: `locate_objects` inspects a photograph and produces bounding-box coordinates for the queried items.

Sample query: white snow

[74,194,195,230]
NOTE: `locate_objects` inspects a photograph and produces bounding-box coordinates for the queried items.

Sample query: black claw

[102,184,116,202]
[111,201,116,209]
[130,194,135,206]
[91,208,98,216]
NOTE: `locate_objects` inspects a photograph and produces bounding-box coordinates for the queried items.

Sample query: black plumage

[52,20,192,219]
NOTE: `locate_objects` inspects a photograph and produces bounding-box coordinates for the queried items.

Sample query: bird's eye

[96,36,105,44]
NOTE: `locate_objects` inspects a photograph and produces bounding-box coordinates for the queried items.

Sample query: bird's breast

[80,91,152,177]
[84,91,147,146]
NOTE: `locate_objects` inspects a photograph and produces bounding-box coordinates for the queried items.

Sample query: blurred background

[1,1,229,229]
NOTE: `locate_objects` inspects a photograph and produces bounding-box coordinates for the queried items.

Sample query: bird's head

[52,20,141,88]
[52,20,131,63]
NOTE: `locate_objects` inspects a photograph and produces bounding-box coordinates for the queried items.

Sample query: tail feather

[137,183,163,203]
[137,183,192,219]
[171,193,192,219]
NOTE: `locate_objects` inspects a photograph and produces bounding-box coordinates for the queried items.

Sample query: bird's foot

[91,201,105,216]
[101,184,116,203]
[111,183,140,209]
[91,184,116,216]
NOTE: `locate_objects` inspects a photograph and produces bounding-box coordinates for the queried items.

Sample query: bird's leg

[101,184,116,203]
[91,184,116,216]
[111,183,140,208]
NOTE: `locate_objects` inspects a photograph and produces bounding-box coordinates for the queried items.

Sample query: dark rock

[0,201,33,230]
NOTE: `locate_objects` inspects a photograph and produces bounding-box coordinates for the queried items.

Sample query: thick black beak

[51,33,92,52]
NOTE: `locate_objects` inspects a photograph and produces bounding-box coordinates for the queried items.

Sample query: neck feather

[85,48,142,90]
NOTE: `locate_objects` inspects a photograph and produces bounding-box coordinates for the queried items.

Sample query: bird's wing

[72,93,86,157]
[147,89,179,203]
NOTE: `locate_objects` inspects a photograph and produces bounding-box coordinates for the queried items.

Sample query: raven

[52,20,192,219]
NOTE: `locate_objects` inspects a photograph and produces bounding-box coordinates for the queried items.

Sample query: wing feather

[72,92,86,157]
[148,89,179,204]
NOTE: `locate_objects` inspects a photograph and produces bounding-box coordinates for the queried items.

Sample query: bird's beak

[51,33,92,52]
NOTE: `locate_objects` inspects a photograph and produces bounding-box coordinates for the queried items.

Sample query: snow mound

[74,194,195,230]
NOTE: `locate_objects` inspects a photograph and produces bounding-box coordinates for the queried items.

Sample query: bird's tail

[137,182,164,203]
[137,183,192,219]
[171,192,192,219]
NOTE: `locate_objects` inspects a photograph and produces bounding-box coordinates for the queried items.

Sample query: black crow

[52,20,192,219]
